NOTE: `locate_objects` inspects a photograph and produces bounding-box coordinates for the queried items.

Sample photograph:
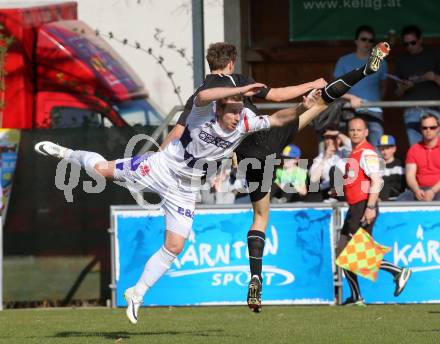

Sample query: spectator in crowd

[334,25,388,146]
[271,144,307,203]
[308,124,351,201]
[377,135,406,201]
[397,114,440,201]
[394,25,440,146]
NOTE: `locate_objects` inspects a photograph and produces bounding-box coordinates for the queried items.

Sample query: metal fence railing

[139,105,184,154]
[257,100,440,110]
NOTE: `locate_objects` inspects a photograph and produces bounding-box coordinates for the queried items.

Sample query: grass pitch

[0,305,440,344]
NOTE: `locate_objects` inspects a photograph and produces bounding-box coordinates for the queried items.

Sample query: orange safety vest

[343,140,377,205]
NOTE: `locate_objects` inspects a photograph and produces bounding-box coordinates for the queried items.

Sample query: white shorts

[113,152,196,238]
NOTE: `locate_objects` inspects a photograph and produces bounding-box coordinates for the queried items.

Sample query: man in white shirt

[308,124,351,201]
[34,84,327,324]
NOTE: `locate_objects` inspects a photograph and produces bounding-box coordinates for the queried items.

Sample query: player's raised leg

[34,141,70,159]
[34,141,115,178]
[364,42,390,75]
[321,42,390,103]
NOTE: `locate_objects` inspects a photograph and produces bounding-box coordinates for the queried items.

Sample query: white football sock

[67,150,106,175]
[134,246,176,299]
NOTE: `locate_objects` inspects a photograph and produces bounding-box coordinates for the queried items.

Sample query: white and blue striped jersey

[161,102,270,184]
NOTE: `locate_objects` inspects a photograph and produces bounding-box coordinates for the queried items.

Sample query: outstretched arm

[268,91,327,128]
[265,78,327,102]
[298,97,327,130]
[267,104,306,128]
[195,83,266,107]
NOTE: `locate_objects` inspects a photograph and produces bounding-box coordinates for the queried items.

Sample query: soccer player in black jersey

[161,43,327,148]
[163,41,390,312]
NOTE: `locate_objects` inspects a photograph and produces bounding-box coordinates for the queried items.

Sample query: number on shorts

[177,206,194,218]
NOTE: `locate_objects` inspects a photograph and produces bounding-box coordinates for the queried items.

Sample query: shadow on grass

[53,329,236,339]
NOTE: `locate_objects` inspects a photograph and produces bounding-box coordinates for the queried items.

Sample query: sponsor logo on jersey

[139,164,150,176]
[199,130,233,149]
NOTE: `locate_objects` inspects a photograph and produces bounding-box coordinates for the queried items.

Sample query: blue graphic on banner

[342,207,440,303]
[115,208,335,306]
[0,129,20,219]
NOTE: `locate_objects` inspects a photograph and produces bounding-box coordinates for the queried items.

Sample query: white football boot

[34,141,69,160]
[124,287,143,324]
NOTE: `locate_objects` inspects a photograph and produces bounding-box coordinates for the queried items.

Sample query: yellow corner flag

[336,228,391,282]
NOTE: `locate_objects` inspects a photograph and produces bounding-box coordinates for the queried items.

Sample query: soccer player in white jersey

[34,83,327,324]
[165,41,391,313]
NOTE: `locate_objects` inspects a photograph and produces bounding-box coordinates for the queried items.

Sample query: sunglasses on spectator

[404,40,417,47]
[359,37,374,43]
[323,135,338,139]
[421,125,439,131]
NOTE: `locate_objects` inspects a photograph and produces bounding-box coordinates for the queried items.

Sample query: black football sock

[247,230,265,282]
[322,67,366,103]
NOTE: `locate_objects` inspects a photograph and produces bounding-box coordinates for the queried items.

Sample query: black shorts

[235,118,299,160]
[236,156,277,202]
[235,119,300,203]
[341,200,378,236]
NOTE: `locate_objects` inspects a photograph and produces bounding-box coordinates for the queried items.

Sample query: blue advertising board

[341,206,440,303]
[113,207,335,306]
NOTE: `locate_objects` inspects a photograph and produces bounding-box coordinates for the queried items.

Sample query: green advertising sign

[290,0,440,41]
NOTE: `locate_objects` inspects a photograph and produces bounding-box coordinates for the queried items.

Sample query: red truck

[0,1,165,305]
[0,1,163,129]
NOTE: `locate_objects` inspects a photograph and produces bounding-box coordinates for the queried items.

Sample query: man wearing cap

[377,134,405,201]
[270,144,308,203]
[398,113,440,201]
